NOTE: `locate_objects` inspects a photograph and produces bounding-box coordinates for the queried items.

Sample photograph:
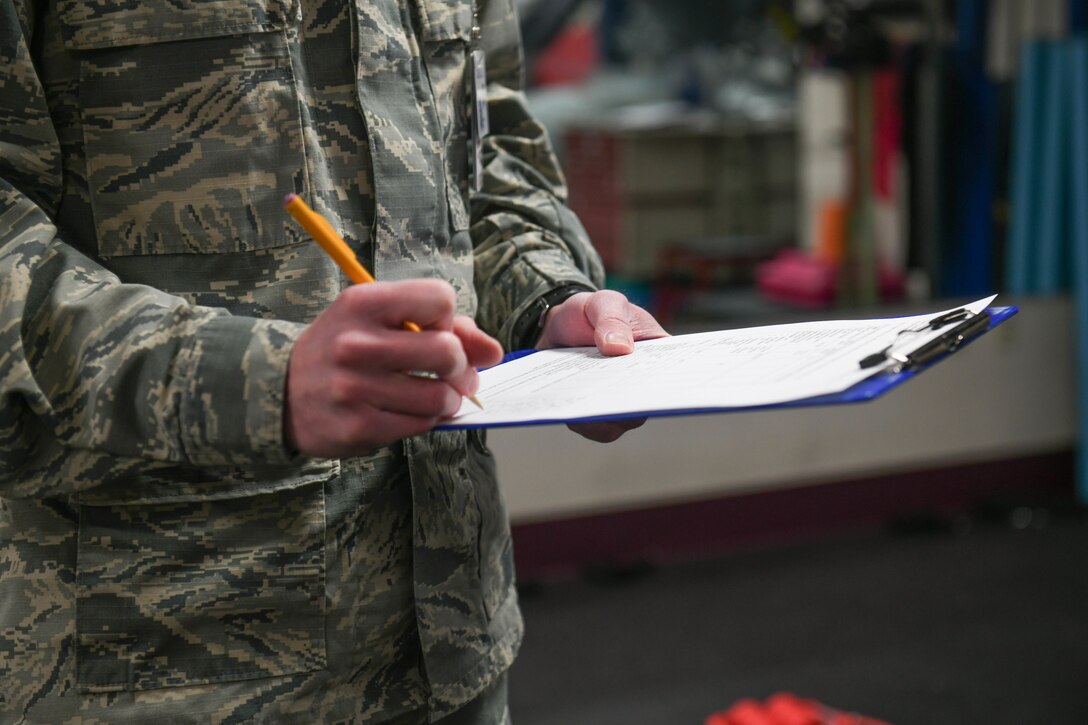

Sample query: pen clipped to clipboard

[858,307,993,373]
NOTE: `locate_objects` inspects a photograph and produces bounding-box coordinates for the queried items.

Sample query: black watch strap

[511,285,593,350]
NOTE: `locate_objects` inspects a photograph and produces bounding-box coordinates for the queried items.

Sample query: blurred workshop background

[497,1,1088,723]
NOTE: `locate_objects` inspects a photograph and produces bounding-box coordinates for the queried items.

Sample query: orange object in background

[815,199,849,265]
[705,692,894,725]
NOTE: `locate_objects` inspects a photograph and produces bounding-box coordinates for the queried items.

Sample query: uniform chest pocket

[59,0,309,257]
[74,482,327,692]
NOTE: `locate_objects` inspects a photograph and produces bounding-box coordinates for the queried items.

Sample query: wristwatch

[511,285,593,350]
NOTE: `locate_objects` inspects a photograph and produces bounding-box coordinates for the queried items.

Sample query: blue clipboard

[441,305,1018,430]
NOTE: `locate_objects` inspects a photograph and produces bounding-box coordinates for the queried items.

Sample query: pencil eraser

[283,193,297,207]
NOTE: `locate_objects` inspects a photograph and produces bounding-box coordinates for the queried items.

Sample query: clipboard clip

[859,308,992,372]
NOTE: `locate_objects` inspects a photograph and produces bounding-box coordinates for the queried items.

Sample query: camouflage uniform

[0,0,604,721]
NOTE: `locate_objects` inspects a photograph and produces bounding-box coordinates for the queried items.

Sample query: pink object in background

[756,249,906,309]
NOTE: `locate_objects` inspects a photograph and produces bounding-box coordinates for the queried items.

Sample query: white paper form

[444,296,998,428]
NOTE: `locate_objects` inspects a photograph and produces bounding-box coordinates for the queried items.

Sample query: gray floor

[508,509,1088,725]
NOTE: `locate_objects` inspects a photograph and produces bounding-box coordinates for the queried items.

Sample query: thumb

[594,324,634,355]
[586,291,635,356]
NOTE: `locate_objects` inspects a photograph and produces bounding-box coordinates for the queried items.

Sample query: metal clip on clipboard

[858,308,993,373]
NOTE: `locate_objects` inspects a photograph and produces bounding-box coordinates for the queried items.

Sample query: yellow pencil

[284,194,482,410]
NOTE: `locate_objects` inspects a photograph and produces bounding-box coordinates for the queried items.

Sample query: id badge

[470,48,489,191]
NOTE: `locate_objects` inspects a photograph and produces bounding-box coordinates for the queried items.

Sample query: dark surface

[508,512,1088,725]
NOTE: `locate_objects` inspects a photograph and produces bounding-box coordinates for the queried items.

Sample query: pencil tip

[468,394,484,410]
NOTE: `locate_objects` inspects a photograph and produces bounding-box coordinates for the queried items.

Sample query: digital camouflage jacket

[0,0,604,721]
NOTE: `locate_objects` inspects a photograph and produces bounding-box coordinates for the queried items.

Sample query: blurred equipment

[564,119,796,280]
[777,0,921,309]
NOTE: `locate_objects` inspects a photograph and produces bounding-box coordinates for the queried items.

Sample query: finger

[340,279,457,331]
[360,409,444,445]
[567,417,646,443]
[331,369,464,418]
[452,316,504,369]
[286,389,450,457]
[584,290,635,355]
[330,406,446,456]
[333,328,470,381]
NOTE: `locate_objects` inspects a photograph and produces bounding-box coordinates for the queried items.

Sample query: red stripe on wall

[511,449,1076,580]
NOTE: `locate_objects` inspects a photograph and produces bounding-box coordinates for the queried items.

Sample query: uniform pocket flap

[415,0,473,43]
[58,0,298,50]
[71,459,340,506]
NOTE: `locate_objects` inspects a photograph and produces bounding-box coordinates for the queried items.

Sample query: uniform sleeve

[0,1,303,500]
[470,0,606,350]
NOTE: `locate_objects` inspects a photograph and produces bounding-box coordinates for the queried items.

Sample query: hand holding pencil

[281,195,502,458]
